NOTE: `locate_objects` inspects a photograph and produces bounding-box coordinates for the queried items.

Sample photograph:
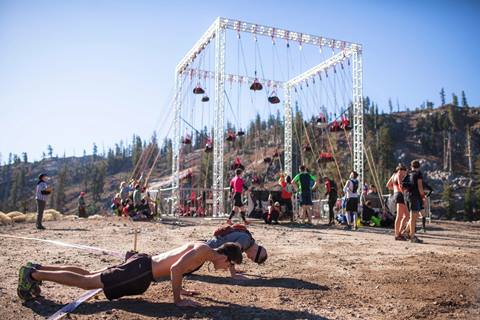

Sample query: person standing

[293,165,317,224]
[343,171,360,230]
[132,184,142,210]
[278,174,294,222]
[78,192,87,218]
[227,169,248,225]
[404,160,425,243]
[386,164,409,240]
[35,173,52,230]
[324,176,338,225]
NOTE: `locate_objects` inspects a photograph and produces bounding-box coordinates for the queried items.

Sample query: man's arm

[170,246,207,306]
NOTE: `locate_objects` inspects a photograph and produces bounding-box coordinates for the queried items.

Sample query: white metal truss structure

[172,17,363,215]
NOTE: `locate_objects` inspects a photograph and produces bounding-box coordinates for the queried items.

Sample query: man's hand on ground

[176,298,200,307]
[181,289,199,296]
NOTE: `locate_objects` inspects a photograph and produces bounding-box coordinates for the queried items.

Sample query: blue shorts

[300,192,313,206]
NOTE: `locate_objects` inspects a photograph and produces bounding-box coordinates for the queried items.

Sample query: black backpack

[401,172,414,193]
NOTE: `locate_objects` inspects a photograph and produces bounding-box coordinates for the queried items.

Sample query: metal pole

[352,47,364,189]
[171,72,182,215]
[284,85,293,178]
[213,18,226,217]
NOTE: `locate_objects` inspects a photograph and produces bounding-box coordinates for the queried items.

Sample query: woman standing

[386,164,408,240]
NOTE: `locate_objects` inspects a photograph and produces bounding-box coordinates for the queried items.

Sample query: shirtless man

[17,242,242,307]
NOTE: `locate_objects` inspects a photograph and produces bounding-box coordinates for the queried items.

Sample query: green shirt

[292,172,316,193]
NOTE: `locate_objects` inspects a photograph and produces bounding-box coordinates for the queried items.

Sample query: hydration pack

[350,179,359,193]
[401,172,414,193]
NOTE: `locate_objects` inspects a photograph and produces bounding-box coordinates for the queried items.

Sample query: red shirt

[280,181,292,199]
[230,176,244,193]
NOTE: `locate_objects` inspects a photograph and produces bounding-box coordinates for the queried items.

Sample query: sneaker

[395,235,407,241]
[36,225,46,230]
[410,236,423,244]
[25,262,42,296]
[17,266,37,300]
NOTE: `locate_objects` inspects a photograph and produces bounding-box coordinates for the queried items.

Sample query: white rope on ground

[0,234,126,259]
[47,288,102,320]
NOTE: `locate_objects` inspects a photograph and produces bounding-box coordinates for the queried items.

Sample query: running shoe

[26,262,42,296]
[410,236,423,244]
[17,266,37,300]
[395,235,407,241]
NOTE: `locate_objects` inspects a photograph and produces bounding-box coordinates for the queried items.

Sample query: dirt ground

[0,217,479,320]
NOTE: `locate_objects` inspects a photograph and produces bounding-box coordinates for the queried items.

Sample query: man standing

[293,165,317,224]
[78,192,87,218]
[227,169,248,225]
[35,173,51,230]
[278,174,294,221]
[324,176,338,225]
[404,160,425,243]
[343,171,360,230]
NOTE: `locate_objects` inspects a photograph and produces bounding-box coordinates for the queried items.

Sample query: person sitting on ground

[264,202,280,225]
[202,224,268,279]
[17,242,243,307]
[362,200,379,226]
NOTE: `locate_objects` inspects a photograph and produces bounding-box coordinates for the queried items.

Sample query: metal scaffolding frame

[172,17,363,216]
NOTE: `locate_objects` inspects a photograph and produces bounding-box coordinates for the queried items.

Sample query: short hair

[215,242,243,264]
[396,164,407,172]
[286,175,292,183]
[370,184,376,188]
[256,246,268,264]
[235,168,243,176]
[411,160,420,169]
[351,171,358,178]
[300,165,306,172]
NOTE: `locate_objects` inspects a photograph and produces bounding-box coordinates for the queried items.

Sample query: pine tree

[452,93,459,107]
[92,143,98,161]
[47,145,53,158]
[440,88,446,105]
[22,152,28,164]
[461,90,468,107]
[442,183,455,219]
[464,187,475,221]
[388,98,393,114]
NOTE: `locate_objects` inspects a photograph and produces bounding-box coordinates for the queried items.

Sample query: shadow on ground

[187,274,329,291]
[26,296,330,320]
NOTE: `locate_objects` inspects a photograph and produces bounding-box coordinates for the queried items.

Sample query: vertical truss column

[213,19,226,217]
[284,86,293,178]
[171,72,182,215]
[352,48,364,188]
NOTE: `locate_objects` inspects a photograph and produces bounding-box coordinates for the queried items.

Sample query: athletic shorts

[345,197,359,212]
[101,253,153,300]
[300,192,313,206]
[394,192,405,205]
[406,194,423,212]
[233,192,243,207]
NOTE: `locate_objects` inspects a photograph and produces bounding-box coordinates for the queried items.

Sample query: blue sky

[0,0,479,162]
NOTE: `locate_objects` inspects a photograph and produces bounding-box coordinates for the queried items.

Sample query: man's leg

[345,210,351,229]
[409,211,418,240]
[227,206,237,224]
[35,265,93,275]
[240,208,248,224]
[328,200,335,224]
[31,269,103,290]
[351,212,357,230]
[306,206,312,224]
[36,200,45,229]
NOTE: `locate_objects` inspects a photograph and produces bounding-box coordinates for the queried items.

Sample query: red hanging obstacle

[250,78,263,91]
[230,157,245,171]
[268,90,280,104]
[204,138,213,153]
[317,152,335,164]
[316,113,328,128]
[329,119,341,132]
[193,83,205,95]
[236,129,245,137]
[226,130,236,142]
[201,95,210,102]
[182,134,192,145]
[340,115,352,131]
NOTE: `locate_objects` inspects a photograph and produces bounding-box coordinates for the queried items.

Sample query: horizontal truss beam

[185,68,284,88]
[222,18,362,51]
[285,49,354,88]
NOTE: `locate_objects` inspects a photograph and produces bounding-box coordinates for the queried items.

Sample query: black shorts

[101,253,153,300]
[394,192,405,205]
[345,197,359,212]
[233,192,243,207]
[405,194,423,212]
[300,192,313,206]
